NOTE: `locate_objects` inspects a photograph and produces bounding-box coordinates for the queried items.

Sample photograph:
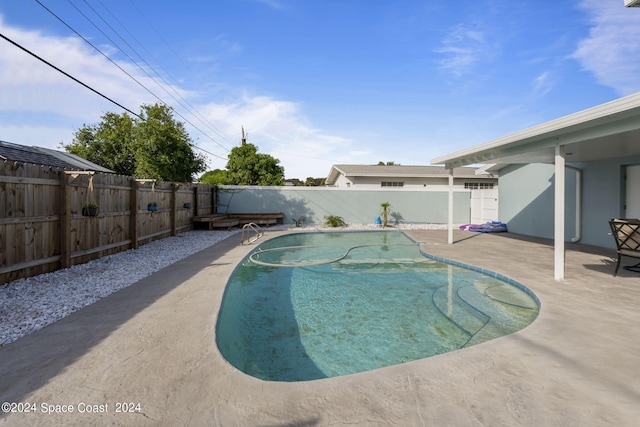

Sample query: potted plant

[82,202,99,217]
[147,202,158,212]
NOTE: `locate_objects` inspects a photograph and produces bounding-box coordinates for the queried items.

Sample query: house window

[381,181,404,188]
[464,182,494,189]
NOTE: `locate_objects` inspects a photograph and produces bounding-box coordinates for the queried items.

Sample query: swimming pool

[216,231,539,382]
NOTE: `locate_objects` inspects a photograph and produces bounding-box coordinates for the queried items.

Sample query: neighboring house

[432,91,640,280]
[0,140,114,173]
[325,164,498,190]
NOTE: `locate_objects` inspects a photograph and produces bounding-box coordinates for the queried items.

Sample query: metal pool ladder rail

[241,222,264,245]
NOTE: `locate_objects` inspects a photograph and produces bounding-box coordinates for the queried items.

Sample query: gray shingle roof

[0,140,114,173]
[332,164,481,177]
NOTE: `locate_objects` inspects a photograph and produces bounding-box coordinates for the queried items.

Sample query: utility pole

[241,126,247,145]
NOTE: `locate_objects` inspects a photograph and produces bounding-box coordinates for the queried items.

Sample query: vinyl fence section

[218,185,471,226]
[0,160,216,285]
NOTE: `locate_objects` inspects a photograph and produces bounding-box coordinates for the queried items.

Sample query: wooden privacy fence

[0,160,217,285]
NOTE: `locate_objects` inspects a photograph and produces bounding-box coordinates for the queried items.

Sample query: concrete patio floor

[0,229,639,426]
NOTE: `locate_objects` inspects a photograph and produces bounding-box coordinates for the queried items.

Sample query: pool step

[432,285,489,337]
[457,283,538,346]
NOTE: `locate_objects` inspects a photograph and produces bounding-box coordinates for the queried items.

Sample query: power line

[1,28,227,163]
[76,0,234,151]
[94,0,236,148]
[61,0,231,153]
[33,0,159,108]
[127,0,195,77]
[0,31,142,119]
[34,0,231,160]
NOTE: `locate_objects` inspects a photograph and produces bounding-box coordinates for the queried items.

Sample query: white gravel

[0,229,244,346]
[0,222,451,347]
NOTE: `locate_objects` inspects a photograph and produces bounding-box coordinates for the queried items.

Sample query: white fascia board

[325,165,345,184]
[625,0,640,7]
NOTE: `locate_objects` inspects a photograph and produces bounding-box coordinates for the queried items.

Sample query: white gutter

[567,165,583,243]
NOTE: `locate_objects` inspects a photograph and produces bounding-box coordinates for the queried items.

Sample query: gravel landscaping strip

[0,229,243,346]
[0,223,451,347]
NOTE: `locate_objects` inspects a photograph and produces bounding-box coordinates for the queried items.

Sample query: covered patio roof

[432,92,640,169]
[431,91,640,280]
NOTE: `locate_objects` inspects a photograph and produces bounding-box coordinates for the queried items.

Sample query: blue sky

[0,0,639,180]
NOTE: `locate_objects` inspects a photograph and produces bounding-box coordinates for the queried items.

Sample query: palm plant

[292,216,306,227]
[324,215,346,227]
[380,202,391,227]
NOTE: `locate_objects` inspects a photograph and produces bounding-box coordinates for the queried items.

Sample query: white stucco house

[325,164,498,190]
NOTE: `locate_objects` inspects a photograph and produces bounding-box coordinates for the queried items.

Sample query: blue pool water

[216,231,539,382]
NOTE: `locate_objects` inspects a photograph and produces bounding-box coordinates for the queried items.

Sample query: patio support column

[554,145,566,280]
[448,168,454,244]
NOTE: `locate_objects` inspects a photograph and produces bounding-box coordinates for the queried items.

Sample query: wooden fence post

[171,183,177,236]
[130,178,139,250]
[212,186,217,214]
[193,186,199,216]
[60,171,71,268]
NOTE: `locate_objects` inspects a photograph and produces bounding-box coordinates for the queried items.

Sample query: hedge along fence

[0,160,217,285]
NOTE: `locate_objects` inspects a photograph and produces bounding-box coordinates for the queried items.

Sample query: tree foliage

[225,142,284,185]
[199,169,232,185]
[304,177,326,186]
[284,177,326,186]
[65,104,207,182]
[67,112,136,176]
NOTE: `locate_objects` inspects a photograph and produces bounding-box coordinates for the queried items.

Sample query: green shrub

[291,216,306,227]
[324,215,346,227]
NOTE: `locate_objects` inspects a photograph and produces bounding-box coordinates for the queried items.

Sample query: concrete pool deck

[0,229,639,426]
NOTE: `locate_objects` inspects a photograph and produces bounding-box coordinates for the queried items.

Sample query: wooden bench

[228,213,284,226]
[192,213,284,230]
[192,214,240,231]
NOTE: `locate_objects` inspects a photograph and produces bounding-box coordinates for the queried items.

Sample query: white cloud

[0,16,199,128]
[435,23,495,77]
[572,0,640,96]
[531,71,553,97]
[0,17,359,179]
[0,19,154,117]
[1,123,75,148]
[197,94,356,178]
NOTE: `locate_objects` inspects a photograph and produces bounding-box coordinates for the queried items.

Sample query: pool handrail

[241,223,264,245]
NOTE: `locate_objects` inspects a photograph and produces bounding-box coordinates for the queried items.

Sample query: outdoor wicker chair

[608,218,640,276]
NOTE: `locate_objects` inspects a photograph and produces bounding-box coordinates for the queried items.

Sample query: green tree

[200,169,232,185]
[66,112,136,176]
[64,104,207,182]
[304,177,326,186]
[286,178,304,186]
[133,104,206,182]
[225,142,284,185]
